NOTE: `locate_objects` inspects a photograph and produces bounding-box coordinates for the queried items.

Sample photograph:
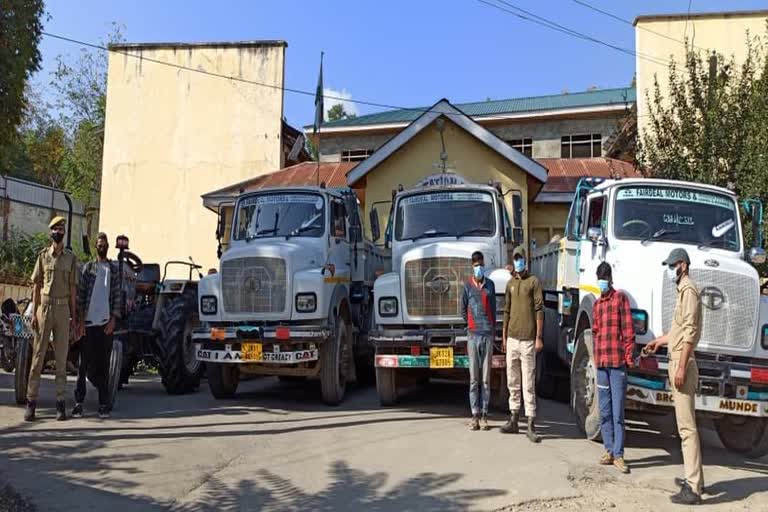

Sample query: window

[331,200,347,239]
[561,133,602,158]
[507,138,533,157]
[341,149,374,162]
[586,196,605,235]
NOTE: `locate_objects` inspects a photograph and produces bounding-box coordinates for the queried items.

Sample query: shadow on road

[171,459,507,512]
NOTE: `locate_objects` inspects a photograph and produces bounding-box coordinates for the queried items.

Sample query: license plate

[242,342,263,361]
[430,347,454,369]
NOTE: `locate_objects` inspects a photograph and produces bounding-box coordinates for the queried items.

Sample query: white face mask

[666,266,679,282]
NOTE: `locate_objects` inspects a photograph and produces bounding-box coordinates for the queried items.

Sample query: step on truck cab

[370,173,522,406]
[193,186,390,405]
[531,177,768,458]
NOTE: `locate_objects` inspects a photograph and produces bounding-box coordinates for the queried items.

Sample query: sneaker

[670,483,701,505]
[599,451,614,465]
[98,406,110,420]
[499,413,519,434]
[674,478,707,495]
[71,403,84,418]
[469,415,480,431]
[480,415,490,431]
[56,400,67,421]
[613,457,630,474]
[24,400,36,422]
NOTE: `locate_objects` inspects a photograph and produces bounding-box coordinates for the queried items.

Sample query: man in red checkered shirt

[591,261,635,474]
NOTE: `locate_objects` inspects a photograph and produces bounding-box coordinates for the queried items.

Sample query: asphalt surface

[0,372,767,511]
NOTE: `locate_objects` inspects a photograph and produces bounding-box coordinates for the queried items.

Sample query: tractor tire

[714,416,768,459]
[376,367,398,406]
[207,363,239,399]
[320,318,349,406]
[14,338,31,405]
[106,338,123,411]
[157,290,202,395]
[571,329,601,441]
[536,351,557,400]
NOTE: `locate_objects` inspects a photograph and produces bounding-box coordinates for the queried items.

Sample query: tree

[0,0,45,156]
[327,103,356,122]
[638,30,768,275]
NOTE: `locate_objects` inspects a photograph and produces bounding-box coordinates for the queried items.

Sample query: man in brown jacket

[500,246,544,442]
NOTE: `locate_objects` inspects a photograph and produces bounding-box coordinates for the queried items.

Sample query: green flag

[313,52,324,135]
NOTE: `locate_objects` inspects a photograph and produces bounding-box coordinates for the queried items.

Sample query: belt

[41,297,69,306]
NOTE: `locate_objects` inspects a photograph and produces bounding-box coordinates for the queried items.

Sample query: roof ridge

[455,86,635,109]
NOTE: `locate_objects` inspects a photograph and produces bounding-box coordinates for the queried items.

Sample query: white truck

[193,186,390,405]
[531,177,768,458]
[370,173,523,406]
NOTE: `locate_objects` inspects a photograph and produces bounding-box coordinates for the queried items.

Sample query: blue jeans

[468,333,492,416]
[597,366,628,458]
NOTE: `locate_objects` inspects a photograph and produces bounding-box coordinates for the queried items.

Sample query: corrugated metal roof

[316,87,636,129]
[536,158,641,200]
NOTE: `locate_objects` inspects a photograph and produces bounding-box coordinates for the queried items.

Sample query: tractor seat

[136,264,161,294]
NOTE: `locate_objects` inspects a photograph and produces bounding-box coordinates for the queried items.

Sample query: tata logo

[244,277,262,293]
[427,275,451,294]
[700,286,725,311]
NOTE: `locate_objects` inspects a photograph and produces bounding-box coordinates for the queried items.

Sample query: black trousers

[74,326,112,407]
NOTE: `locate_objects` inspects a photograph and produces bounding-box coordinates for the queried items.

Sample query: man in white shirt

[74,233,121,419]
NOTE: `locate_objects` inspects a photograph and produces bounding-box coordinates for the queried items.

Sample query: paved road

[0,372,766,511]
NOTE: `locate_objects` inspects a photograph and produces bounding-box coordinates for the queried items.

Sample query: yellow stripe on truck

[579,284,600,295]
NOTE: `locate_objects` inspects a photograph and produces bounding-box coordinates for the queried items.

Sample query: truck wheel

[571,329,601,441]
[106,338,123,411]
[207,363,240,398]
[157,290,202,394]
[376,367,398,406]
[321,319,349,405]
[490,369,510,412]
[714,416,768,459]
[14,338,31,405]
[536,351,557,400]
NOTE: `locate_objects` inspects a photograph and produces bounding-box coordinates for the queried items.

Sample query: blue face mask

[598,279,610,294]
[473,265,485,279]
[513,259,526,273]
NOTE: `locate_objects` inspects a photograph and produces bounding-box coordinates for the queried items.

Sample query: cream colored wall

[359,117,532,250]
[528,203,569,249]
[99,43,286,276]
[636,13,768,137]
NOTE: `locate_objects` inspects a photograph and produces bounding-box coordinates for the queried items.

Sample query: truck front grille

[661,269,758,349]
[221,257,286,314]
[404,257,471,318]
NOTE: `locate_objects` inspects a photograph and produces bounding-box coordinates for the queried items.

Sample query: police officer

[25,216,78,422]
[646,248,704,505]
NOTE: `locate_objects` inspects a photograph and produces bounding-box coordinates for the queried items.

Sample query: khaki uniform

[27,246,77,402]
[667,274,704,495]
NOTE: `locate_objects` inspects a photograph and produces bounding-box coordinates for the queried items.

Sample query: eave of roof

[634,9,768,25]
[109,40,287,51]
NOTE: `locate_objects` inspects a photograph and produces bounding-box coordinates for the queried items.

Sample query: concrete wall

[99,42,286,277]
[636,11,768,137]
[1,200,88,252]
[319,115,623,161]
[358,117,532,251]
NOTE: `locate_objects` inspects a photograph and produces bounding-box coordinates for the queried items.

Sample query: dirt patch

[0,481,36,512]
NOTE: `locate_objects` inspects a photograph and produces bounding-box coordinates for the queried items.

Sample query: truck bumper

[371,327,505,369]
[627,355,768,418]
[192,324,331,365]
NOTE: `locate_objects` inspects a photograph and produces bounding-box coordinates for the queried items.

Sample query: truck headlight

[295,293,317,313]
[762,324,768,350]
[631,309,648,335]
[379,297,398,317]
[200,295,217,315]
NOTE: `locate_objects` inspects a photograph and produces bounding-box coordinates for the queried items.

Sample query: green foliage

[0,0,45,158]
[638,28,768,276]
[0,230,49,284]
[327,103,356,122]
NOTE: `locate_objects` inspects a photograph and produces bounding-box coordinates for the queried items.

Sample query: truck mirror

[587,227,603,245]
[750,247,767,265]
[216,210,227,240]
[369,208,381,242]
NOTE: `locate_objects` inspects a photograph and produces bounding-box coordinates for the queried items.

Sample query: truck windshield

[613,185,740,251]
[234,193,325,240]
[394,191,495,241]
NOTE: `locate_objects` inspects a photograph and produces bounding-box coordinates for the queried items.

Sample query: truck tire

[207,363,239,398]
[376,367,398,406]
[14,338,31,405]
[321,319,349,405]
[106,338,123,411]
[157,290,202,395]
[571,329,601,441]
[536,351,557,400]
[714,416,768,459]
[490,369,510,412]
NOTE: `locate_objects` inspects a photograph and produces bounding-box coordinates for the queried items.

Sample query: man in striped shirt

[591,261,635,474]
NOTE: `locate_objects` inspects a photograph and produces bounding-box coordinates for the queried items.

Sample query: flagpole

[314,51,324,187]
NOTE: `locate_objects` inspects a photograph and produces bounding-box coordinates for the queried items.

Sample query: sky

[36,0,768,128]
